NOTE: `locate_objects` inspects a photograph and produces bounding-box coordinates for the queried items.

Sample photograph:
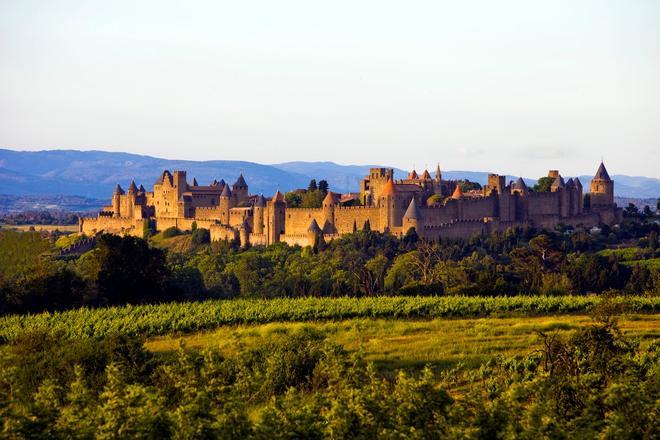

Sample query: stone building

[80,162,623,246]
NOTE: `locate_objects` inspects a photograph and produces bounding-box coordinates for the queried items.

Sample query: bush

[161,227,181,238]
[191,228,210,245]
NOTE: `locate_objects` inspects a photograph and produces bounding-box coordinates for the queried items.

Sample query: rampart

[333,206,381,233]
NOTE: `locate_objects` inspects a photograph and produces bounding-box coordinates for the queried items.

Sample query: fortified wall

[80,162,623,246]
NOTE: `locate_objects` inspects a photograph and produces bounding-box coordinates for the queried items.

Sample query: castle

[79,162,622,246]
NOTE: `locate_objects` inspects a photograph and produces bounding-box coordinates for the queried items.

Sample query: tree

[308,179,318,191]
[285,192,302,208]
[459,180,482,192]
[300,190,325,208]
[92,234,171,304]
[191,228,210,245]
[318,180,329,194]
[533,176,554,192]
[363,220,371,232]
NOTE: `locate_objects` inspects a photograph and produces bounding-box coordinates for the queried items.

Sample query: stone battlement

[80,162,622,245]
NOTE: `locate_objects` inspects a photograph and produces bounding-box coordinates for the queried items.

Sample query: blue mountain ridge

[1,149,658,200]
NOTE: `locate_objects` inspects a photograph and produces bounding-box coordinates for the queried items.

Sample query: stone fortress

[80,162,622,246]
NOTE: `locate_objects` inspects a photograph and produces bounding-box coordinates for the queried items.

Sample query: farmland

[1,295,658,342]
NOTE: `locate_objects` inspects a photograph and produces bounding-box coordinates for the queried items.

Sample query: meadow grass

[145,314,660,372]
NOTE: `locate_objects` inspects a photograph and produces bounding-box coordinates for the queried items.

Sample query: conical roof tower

[403,198,422,220]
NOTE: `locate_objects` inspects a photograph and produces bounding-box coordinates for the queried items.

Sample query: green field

[2,295,659,342]
[145,314,660,371]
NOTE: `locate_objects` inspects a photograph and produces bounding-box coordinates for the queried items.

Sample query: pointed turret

[590,162,614,208]
[408,169,419,180]
[451,185,463,199]
[515,177,528,191]
[128,180,138,193]
[574,177,582,188]
[114,184,125,195]
[255,194,266,207]
[307,218,322,234]
[138,184,146,193]
[273,190,285,203]
[421,170,431,180]
[233,174,247,188]
[565,177,575,188]
[594,162,611,181]
[435,164,442,181]
[192,177,198,186]
[403,198,422,220]
[551,174,565,190]
[323,191,340,206]
[220,184,232,198]
[155,170,172,185]
[381,178,396,197]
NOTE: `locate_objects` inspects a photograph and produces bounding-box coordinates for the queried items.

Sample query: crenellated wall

[80,216,144,236]
[284,208,326,234]
[333,206,381,233]
[210,224,239,242]
[82,165,624,246]
[527,192,560,217]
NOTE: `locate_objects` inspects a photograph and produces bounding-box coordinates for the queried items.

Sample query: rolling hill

[1,149,658,205]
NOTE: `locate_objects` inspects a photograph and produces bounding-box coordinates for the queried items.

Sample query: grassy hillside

[145,314,660,371]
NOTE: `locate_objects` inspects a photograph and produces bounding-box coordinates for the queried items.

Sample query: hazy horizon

[1,1,659,178]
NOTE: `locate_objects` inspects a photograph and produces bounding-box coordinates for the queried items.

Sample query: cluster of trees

[0,210,80,225]
[0,307,656,438]
[285,179,331,208]
[1,209,658,315]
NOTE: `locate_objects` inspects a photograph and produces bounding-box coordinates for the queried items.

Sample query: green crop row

[1,295,658,342]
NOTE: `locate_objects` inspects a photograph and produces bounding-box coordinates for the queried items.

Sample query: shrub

[191,228,210,245]
[161,227,180,238]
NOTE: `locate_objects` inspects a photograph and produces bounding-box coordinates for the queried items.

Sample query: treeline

[0,306,657,438]
[1,211,659,314]
[0,210,81,225]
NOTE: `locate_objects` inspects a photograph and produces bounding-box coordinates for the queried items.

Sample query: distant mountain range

[1,149,658,204]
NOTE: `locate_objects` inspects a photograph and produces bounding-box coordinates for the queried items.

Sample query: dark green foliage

[458,179,482,192]
[2,210,659,315]
[92,234,172,304]
[534,176,554,192]
[161,226,180,238]
[0,314,656,439]
[284,191,302,207]
[191,227,210,245]
[318,179,329,194]
[300,190,325,208]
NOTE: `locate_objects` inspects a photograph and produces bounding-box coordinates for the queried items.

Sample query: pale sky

[1,0,658,178]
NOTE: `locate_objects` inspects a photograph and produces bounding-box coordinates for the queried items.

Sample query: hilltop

[1,148,658,200]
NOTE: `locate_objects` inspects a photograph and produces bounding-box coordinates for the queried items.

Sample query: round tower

[402,198,422,236]
[590,162,614,208]
[268,190,286,244]
[219,184,232,225]
[307,218,322,247]
[112,184,124,218]
[322,191,339,234]
[239,219,250,248]
[253,194,266,235]
[379,178,396,231]
[127,180,138,218]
